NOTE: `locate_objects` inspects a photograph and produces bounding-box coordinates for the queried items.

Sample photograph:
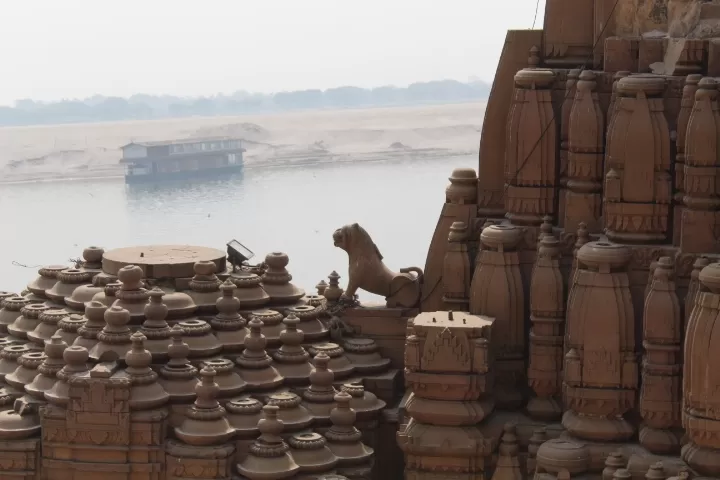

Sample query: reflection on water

[0,156,475,297]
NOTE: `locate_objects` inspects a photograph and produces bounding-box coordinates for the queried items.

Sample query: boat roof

[121,136,241,148]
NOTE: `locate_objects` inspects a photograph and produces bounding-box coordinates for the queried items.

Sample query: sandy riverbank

[0,102,485,184]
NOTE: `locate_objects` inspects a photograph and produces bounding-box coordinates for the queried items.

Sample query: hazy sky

[0,0,546,106]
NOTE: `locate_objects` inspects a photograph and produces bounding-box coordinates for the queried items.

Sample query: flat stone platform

[102,245,226,279]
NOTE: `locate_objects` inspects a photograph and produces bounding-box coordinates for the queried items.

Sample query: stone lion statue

[332,223,423,308]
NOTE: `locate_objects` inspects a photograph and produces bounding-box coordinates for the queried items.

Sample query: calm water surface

[0,156,474,298]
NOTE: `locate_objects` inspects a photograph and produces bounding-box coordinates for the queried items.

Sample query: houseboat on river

[120,137,245,183]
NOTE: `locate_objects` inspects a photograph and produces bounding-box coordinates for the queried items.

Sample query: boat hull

[124,163,244,184]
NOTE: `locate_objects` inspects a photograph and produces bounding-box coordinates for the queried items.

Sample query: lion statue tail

[400,266,424,284]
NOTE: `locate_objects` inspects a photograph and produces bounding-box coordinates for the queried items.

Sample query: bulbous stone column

[470,225,525,409]
[504,67,557,226]
[682,262,720,476]
[563,241,637,442]
[527,234,565,421]
[639,257,683,454]
[681,77,720,254]
[604,75,671,244]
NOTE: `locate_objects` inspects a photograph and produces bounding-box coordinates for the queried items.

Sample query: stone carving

[604,75,671,244]
[639,257,683,454]
[333,223,423,307]
[504,65,557,225]
[564,70,604,233]
[470,225,525,409]
[563,241,637,442]
[683,262,720,476]
[681,76,720,254]
[527,234,565,421]
[400,311,494,479]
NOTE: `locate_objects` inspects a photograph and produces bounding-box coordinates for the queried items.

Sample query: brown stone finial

[118,264,144,291]
[89,305,132,361]
[139,288,172,361]
[446,168,478,205]
[528,45,540,67]
[316,279,328,295]
[640,256,682,454]
[74,301,107,350]
[325,391,373,467]
[235,318,283,390]
[174,366,234,446]
[645,463,666,480]
[211,280,248,353]
[250,309,284,346]
[236,404,299,478]
[26,335,66,401]
[262,252,305,304]
[114,265,150,321]
[539,216,553,243]
[324,271,344,302]
[167,325,190,366]
[82,245,104,269]
[491,424,523,480]
[301,352,336,425]
[613,469,632,480]
[602,451,626,480]
[126,332,169,410]
[159,325,198,411]
[526,428,547,475]
[272,314,313,385]
[45,346,89,406]
[215,279,242,321]
[528,233,564,421]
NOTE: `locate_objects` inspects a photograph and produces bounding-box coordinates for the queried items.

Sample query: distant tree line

[0,79,490,127]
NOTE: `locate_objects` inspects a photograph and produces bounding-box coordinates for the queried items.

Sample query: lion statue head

[333,223,383,260]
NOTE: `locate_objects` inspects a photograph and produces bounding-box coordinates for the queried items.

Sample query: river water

[0,155,475,298]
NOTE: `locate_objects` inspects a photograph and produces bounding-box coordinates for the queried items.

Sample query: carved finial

[540,216,553,236]
[280,314,303,346]
[258,404,285,443]
[575,222,589,249]
[304,352,336,402]
[528,46,540,67]
[499,423,519,456]
[195,366,220,409]
[645,463,665,480]
[448,221,467,243]
[167,325,190,366]
[330,391,355,428]
[613,469,632,480]
[316,280,328,295]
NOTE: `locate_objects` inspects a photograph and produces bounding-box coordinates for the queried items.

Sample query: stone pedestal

[398,311,496,479]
